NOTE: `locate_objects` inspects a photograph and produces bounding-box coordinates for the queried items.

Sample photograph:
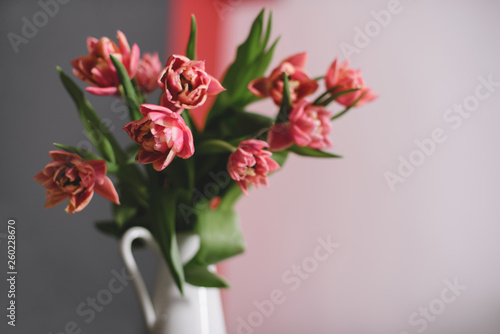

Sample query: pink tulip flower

[268,100,332,151]
[136,52,162,94]
[34,151,119,214]
[289,99,332,149]
[325,58,378,107]
[123,104,194,171]
[158,55,225,110]
[227,139,280,195]
[71,30,140,96]
[248,52,318,106]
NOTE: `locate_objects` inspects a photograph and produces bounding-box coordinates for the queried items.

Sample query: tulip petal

[87,160,107,183]
[237,181,249,196]
[160,94,183,113]
[33,171,51,186]
[91,66,114,87]
[355,89,378,107]
[86,37,98,53]
[248,77,269,98]
[116,30,131,56]
[128,44,140,77]
[190,60,206,71]
[94,176,120,205]
[86,86,119,96]
[67,190,93,214]
[284,52,307,69]
[267,123,294,151]
[265,157,281,174]
[137,149,162,164]
[178,127,195,158]
[141,103,177,117]
[206,76,226,95]
[325,58,339,89]
[156,149,176,171]
[44,191,68,208]
[48,150,78,162]
[293,71,319,97]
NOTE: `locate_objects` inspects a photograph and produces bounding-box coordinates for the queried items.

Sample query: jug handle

[120,227,158,332]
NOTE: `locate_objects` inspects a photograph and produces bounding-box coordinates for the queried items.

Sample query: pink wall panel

[169,1,500,333]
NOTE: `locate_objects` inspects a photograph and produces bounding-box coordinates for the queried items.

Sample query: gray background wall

[0,1,168,333]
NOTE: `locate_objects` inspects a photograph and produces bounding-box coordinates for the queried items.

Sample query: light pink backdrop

[217,1,500,333]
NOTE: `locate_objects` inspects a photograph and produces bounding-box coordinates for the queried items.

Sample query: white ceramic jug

[120,227,227,334]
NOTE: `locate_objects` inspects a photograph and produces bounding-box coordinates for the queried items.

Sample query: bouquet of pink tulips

[34,10,376,292]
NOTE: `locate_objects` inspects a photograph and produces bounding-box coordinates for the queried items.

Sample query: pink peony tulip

[123,104,194,171]
[248,52,318,106]
[227,139,280,195]
[158,55,225,110]
[268,100,332,151]
[71,30,140,96]
[136,52,162,94]
[34,151,119,214]
[289,99,332,149]
[325,58,378,107]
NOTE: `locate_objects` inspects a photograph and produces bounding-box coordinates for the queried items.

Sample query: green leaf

[276,73,292,123]
[238,36,280,108]
[184,206,245,287]
[185,158,196,196]
[94,220,122,238]
[113,203,138,227]
[115,165,149,208]
[186,15,197,60]
[235,111,273,137]
[184,262,229,288]
[288,144,343,158]
[57,67,124,164]
[110,55,142,121]
[150,189,185,294]
[131,78,145,104]
[207,10,278,126]
[180,108,199,139]
[270,149,289,167]
[217,182,244,211]
[194,208,245,264]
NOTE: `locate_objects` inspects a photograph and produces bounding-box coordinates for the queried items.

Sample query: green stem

[321,88,360,107]
[312,85,342,106]
[197,139,237,154]
[330,106,352,121]
[330,92,367,121]
[184,157,195,196]
[131,78,146,105]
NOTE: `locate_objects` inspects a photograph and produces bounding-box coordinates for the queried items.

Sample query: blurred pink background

[183,0,500,333]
